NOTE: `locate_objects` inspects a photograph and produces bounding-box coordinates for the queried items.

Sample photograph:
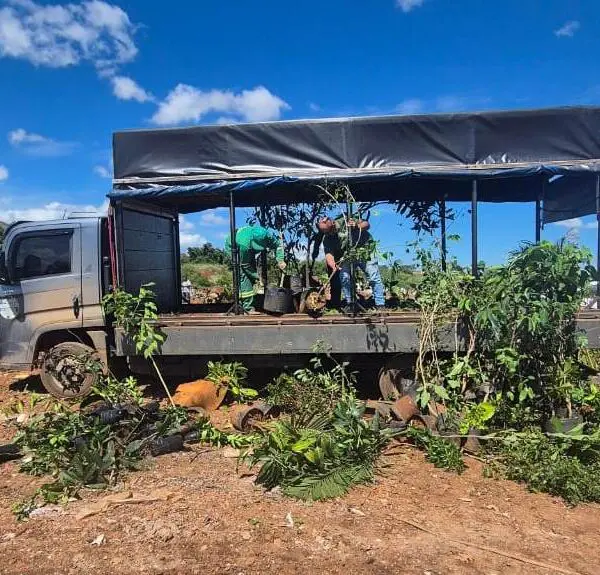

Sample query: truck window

[12,232,72,281]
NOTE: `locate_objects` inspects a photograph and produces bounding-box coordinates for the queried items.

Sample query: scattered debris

[75,490,176,520]
[90,534,105,546]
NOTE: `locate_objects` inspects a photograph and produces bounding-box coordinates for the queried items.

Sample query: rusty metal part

[428,402,447,417]
[409,414,437,431]
[365,399,394,419]
[462,432,482,454]
[230,404,265,432]
[252,401,280,418]
[172,379,226,411]
[391,395,420,422]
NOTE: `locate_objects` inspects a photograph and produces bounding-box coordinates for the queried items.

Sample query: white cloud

[151,84,290,126]
[93,164,111,178]
[309,102,322,112]
[555,20,580,38]
[179,214,195,232]
[8,128,76,157]
[436,95,472,112]
[178,215,207,247]
[3,199,108,222]
[0,165,8,182]
[111,75,153,102]
[552,217,597,230]
[180,232,207,247]
[396,98,423,115]
[0,0,137,70]
[200,210,228,226]
[396,0,425,13]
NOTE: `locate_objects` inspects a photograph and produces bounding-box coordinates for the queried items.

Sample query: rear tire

[40,342,100,399]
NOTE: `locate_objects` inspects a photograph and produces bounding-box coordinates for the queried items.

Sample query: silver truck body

[0,217,105,370]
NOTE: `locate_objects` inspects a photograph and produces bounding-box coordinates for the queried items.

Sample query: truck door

[1,223,82,367]
[112,201,179,313]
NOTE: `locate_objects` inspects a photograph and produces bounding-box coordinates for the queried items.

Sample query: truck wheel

[40,342,100,399]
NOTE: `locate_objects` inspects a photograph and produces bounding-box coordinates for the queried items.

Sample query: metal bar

[535,178,544,243]
[228,190,242,314]
[174,214,182,312]
[347,198,357,314]
[259,206,268,289]
[596,176,600,297]
[440,196,447,271]
[471,179,478,277]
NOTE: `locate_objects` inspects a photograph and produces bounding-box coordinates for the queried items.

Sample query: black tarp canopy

[110,106,600,223]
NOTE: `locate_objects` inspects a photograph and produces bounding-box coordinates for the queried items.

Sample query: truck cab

[0,216,110,396]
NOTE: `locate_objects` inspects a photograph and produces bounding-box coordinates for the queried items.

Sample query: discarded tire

[149,435,184,457]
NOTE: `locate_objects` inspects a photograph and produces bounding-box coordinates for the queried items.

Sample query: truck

[2,106,600,398]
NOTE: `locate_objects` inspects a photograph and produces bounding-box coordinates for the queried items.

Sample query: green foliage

[490,430,600,505]
[408,428,466,473]
[248,398,395,501]
[183,243,230,265]
[206,361,258,402]
[181,262,233,290]
[414,240,594,425]
[92,374,144,407]
[459,402,496,434]
[102,284,165,359]
[267,345,356,414]
[193,417,258,448]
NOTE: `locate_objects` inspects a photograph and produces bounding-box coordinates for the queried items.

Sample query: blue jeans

[341,259,385,306]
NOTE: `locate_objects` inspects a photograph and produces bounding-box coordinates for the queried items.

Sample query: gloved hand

[278,261,287,271]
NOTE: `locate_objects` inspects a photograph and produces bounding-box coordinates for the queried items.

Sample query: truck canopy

[110,106,600,224]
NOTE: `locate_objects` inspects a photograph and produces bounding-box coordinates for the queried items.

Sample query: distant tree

[184,243,230,265]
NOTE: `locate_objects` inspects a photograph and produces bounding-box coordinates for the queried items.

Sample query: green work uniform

[225,226,284,311]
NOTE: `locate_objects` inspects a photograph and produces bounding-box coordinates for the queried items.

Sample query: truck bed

[112,311,600,356]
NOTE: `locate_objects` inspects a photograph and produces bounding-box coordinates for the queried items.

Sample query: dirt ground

[1,371,599,575]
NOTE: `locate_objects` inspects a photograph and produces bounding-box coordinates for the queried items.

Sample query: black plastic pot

[0,443,22,462]
[289,275,304,296]
[183,430,201,444]
[263,287,293,314]
[149,434,184,456]
[544,415,583,434]
[91,408,128,425]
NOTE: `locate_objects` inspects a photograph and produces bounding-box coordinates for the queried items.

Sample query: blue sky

[0,0,599,265]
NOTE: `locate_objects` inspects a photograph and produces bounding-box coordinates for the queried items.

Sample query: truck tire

[40,342,100,399]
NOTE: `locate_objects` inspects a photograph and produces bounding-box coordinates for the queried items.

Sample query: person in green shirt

[225,225,286,312]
